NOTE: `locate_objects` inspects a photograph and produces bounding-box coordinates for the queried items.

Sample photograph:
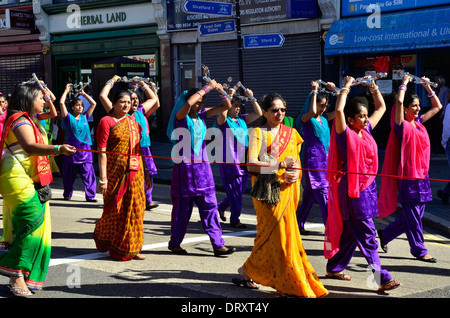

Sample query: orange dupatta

[0,112,53,186]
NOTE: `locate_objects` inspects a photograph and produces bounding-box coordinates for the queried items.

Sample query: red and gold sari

[94,116,145,261]
[244,125,329,298]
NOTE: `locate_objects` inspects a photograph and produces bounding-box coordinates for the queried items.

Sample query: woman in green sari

[0,83,75,296]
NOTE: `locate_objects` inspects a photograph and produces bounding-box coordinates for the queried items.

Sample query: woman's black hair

[344,98,368,122]
[107,90,132,114]
[6,82,44,133]
[316,92,329,104]
[403,92,420,108]
[68,97,83,111]
[186,87,200,100]
[259,93,286,125]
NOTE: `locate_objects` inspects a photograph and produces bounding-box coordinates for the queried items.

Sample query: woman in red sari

[94,83,147,261]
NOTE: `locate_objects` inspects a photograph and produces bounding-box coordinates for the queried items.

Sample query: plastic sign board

[243,34,285,49]
[182,0,233,16]
[198,19,235,36]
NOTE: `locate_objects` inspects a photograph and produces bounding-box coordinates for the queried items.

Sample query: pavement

[148,141,450,237]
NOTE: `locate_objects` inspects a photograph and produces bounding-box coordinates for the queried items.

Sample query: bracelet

[196,91,204,98]
[312,90,318,94]
[220,94,228,101]
[141,84,149,91]
[370,85,379,94]
[202,85,211,94]
[54,145,60,155]
[339,87,350,95]
[106,80,114,87]
[427,90,436,98]
[99,180,107,184]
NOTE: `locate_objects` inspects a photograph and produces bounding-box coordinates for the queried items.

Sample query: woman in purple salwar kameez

[295,81,335,234]
[325,76,401,292]
[59,84,97,202]
[167,80,235,257]
[378,74,442,263]
[216,89,262,228]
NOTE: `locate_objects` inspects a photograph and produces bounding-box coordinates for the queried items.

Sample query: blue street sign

[182,0,233,16]
[243,34,285,49]
[198,19,236,36]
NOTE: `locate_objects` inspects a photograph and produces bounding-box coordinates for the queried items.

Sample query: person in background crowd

[59,83,98,202]
[435,75,449,118]
[0,92,8,133]
[295,81,336,235]
[216,89,262,228]
[438,96,450,204]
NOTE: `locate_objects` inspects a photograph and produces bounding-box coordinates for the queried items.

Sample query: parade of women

[0,68,446,298]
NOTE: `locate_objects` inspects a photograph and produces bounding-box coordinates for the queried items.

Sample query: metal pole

[235,0,244,93]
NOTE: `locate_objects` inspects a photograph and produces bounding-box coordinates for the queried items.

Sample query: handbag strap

[5,142,36,182]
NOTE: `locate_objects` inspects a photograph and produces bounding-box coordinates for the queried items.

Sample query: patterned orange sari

[94,117,145,261]
[244,125,329,298]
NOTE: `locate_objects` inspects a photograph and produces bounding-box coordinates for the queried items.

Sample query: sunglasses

[271,108,286,114]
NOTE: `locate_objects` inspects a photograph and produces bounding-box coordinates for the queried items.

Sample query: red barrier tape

[65,148,450,183]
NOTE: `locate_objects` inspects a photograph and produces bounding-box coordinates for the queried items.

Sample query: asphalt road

[0,178,448,306]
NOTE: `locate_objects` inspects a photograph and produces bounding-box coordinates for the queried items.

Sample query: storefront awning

[324,6,450,56]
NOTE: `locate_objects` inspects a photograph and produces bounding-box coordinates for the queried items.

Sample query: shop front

[0,5,43,95]
[324,4,450,152]
[41,0,162,138]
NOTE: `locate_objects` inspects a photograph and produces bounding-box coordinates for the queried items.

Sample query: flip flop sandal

[231,278,259,289]
[377,280,401,292]
[326,272,352,281]
[7,285,33,297]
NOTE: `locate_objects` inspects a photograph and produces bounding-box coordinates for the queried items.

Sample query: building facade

[323,0,450,152]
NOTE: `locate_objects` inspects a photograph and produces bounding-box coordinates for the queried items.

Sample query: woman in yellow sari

[0,83,75,296]
[233,93,328,298]
[95,83,149,261]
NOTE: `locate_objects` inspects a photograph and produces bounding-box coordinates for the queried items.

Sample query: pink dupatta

[378,105,430,218]
[324,123,378,259]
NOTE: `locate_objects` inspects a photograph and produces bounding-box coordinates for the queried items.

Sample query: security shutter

[0,54,43,95]
[201,33,321,126]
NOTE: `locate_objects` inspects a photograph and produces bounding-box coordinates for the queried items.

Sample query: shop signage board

[182,0,233,16]
[198,19,235,36]
[243,34,285,49]
[5,9,35,30]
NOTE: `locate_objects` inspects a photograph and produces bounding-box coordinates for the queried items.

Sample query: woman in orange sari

[232,93,328,298]
[95,83,148,261]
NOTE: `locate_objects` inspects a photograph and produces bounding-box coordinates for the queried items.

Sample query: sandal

[7,285,33,297]
[232,278,259,289]
[326,271,352,281]
[377,280,401,292]
[169,246,188,255]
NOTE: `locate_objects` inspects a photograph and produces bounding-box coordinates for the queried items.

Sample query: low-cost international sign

[243,34,285,49]
[182,0,233,16]
[198,19,235,36]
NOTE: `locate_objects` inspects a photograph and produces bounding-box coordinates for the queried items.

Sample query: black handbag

[34,182,52,203]
[6,144,52,203]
